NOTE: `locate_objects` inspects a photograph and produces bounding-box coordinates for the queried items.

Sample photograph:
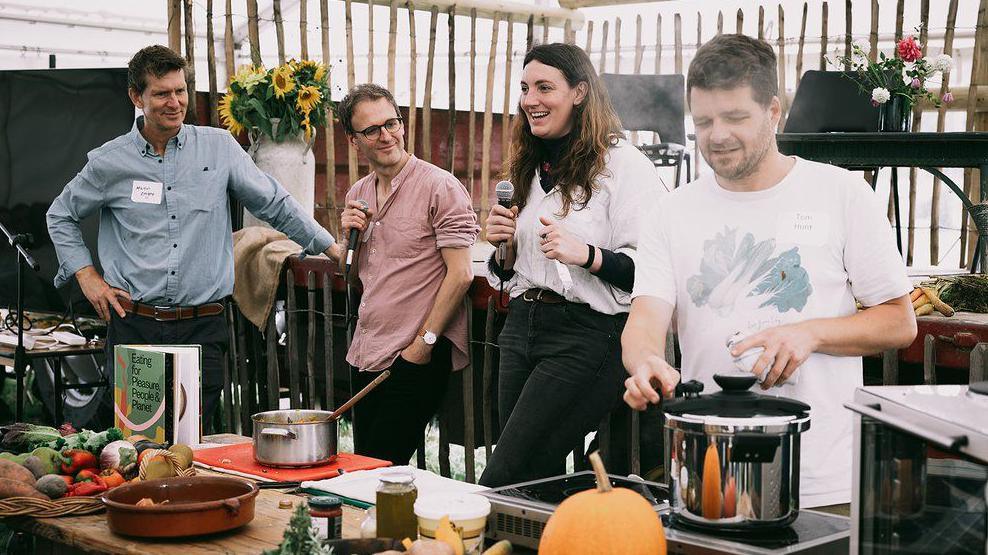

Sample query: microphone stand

[0,220,41,421]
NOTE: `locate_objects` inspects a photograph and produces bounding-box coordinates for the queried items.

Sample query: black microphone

[494,181,514,264]
[345,199,370,272]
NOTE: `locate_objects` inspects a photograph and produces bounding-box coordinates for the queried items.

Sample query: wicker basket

[0,496,104,518]
[0,450,195,518]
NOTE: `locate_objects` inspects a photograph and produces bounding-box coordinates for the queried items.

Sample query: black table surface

[777,132,988,170]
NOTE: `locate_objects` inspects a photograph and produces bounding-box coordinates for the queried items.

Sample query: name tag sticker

[131,180,163,204]
[775,211,830,246]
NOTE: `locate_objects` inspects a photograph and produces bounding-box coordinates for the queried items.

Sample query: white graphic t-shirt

[633,157,912,507]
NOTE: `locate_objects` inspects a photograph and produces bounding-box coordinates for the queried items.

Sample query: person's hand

[730,322,819,389]
[340,200,374,246]
[75,266,131,321]
[486,205,519,247]
[324,243,343,264]
[538,216,589,266]
[623,355,680,410]
[400,337,433,365]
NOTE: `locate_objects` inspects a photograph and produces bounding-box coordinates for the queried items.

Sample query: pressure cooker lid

[663,373,810,418]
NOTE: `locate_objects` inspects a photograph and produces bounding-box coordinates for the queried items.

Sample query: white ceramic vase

[243,119,316,228]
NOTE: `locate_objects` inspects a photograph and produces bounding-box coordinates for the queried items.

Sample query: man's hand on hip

[75,266,131,321]
[623,354,680,410]
[400,337,433,365]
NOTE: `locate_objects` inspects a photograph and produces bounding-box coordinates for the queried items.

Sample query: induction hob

[482,472,849,554]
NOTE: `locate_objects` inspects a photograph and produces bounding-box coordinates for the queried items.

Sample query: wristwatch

[420,329,438,345]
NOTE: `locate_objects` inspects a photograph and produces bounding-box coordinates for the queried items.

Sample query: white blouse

[488,139,663,315]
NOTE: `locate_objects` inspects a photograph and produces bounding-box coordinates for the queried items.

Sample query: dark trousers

[99,310,228,434]
[478,297,628,487]
[352,337,452,465]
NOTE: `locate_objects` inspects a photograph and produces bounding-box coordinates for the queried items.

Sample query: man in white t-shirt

[622,34,917,512]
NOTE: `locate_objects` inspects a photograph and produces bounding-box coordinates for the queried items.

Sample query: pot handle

[222,498,241,516]
[260,428,298,440]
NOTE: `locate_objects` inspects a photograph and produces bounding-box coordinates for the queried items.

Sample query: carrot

[912,292,930,310]
[915,303,935,316]
[920,287,955,317]
[701,443,722,520]
[909,288,924,302]
[0,477,46,500]
[0,459,36,487]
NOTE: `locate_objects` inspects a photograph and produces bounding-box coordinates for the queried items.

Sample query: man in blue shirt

[47,45,340,430]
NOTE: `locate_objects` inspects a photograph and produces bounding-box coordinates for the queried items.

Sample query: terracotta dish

[102,475,259,538]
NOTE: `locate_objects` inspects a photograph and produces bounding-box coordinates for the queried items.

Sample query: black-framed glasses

[355,117,403,141]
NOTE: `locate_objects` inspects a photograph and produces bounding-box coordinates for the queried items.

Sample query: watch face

[423,331,437,345]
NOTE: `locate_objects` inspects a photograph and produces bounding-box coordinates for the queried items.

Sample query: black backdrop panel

[0,68,133,313]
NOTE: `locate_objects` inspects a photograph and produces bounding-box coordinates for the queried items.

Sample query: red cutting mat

[194,443,391,481]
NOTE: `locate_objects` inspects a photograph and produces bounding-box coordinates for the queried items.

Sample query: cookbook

[113,345,201,445]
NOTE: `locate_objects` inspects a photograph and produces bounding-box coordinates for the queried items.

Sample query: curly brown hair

[507,43,624,216]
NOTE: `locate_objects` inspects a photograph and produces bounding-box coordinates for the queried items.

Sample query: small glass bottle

[375,471,418,541]
[308,495,343,540]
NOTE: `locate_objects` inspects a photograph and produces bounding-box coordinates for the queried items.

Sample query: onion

[100,440,137,473]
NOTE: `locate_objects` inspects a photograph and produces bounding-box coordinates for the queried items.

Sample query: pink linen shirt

[345,156,479,372]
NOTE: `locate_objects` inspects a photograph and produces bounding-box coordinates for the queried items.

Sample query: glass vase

[879,95,913,132]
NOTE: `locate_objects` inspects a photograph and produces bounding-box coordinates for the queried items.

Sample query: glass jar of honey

[375,471,418,541]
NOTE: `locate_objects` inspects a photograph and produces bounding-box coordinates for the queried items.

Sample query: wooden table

[7,486,367,554]
[3,435,368,554]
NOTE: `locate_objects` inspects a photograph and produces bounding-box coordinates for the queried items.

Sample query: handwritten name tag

[775,211,830,246]
[131,180,163,204]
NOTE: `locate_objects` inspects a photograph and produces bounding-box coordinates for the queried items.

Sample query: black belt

[521,288,566,304]
[121,298,225,321]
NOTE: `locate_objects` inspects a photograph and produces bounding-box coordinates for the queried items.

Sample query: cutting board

[193,442,391,482]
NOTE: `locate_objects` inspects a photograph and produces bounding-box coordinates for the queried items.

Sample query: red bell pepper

[75,468,100,483]
[66,474,107,497]
[61,449,97,475]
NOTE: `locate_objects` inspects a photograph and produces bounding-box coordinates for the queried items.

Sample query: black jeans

[352,337,452,465]
[479,297,628,487]
[99,310,228,434]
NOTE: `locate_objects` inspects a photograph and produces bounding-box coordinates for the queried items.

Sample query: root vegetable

[909,288,924,302]
[0,458,37,486]
[36,474,69,499]
[921,287,955,317]
[915,303,935,316]
[0,477,46,499]
[912,293,930,310]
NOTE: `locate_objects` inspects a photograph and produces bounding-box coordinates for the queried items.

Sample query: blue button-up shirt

[46,117,335,306]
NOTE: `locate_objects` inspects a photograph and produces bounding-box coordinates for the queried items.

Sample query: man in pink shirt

[337,84,479,464]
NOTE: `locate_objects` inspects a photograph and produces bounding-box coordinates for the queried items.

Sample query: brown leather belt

[120,298,225,322]
[521,288,566,304]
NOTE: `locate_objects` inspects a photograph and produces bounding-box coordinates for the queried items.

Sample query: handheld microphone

[345,199,370,272]
[494,181,514,263]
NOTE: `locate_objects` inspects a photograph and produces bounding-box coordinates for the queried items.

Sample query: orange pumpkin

[701,443,722,519]
[538,452,666,555]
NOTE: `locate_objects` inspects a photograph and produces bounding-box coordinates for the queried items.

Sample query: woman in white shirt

[479,43,660,487]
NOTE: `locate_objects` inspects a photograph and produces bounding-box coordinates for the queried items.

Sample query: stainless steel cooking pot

[663,373,811,531]
[252,409,337,467]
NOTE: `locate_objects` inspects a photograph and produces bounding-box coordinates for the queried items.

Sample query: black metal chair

[601,73,690,188]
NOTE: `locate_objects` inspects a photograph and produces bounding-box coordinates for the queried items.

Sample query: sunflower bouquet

[219,59,331,142]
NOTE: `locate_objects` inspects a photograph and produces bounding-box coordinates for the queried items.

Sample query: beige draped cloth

[232,226,303,330]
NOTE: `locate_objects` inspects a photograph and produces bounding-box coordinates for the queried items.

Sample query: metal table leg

[891,167,903,255]
[51,358,63,426]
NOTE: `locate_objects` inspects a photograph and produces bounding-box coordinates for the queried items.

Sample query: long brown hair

[507,43,624,216]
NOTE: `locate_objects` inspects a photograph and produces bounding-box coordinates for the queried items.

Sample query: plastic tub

[413,493,491,554]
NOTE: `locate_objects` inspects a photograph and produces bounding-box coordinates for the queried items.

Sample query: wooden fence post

[300,0,309,59]
[183,0,197,124]
[320,0,338,237]
[423,6,439,162]
[207,0,219,127]
[908,0,931,266]
[503,16,514,174]
[446,7,456,173]
[820,2,828,71]
[932,0,960,264]
[388,0,398,91]
[408,1,418,155]
[224,0,235,83]
[367,0,375,81]
[274,0,286,65]
[169,0,183,54]
[796,2,807,88]
[480,13,501,234]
